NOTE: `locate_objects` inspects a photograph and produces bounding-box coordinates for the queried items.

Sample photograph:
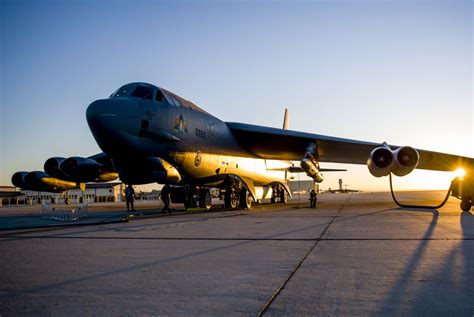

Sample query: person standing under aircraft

[125,185,136,212]
[161,184,171,214]
[310,189,317,208]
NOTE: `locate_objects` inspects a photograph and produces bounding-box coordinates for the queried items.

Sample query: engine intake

[392,146,419,176]
[11,171,30,190]
[367,147,394,177]
[44,157,66,178]
[367,146,419,177]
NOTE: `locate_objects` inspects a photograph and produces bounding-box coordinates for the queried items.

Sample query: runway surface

[0,191,473,316]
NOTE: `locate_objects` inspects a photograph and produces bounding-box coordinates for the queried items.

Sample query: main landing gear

[170,186,212,211]
[222,179,252,210]
[270,184,288,204]
[199,188,212,210]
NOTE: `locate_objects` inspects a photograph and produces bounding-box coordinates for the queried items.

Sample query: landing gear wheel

[460,199,471,211]
[280,189,288,204]
[225,190,238,209]
[239,188,252,209]
[199,189,212,210]
[271,186,277,204]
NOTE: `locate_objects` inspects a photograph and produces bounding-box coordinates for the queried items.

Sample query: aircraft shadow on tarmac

[377,209,473,315]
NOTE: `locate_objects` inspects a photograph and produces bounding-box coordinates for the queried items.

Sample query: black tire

[460,199,471,211]
[280,189,288,204]
[225,190,238,209]
[199,189,212,210]
[239,188,252,209]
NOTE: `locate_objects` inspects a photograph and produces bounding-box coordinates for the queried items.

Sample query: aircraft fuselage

[86,83,289,195]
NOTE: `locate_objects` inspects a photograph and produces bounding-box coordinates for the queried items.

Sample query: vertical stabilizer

[283,108,289,130]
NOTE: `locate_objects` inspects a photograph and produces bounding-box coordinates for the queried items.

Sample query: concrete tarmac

[0,191,473,316]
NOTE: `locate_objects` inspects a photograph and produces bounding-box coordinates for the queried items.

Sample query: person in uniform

[124,185,136,212]
[161,184,171,214]
[310,189,318,208]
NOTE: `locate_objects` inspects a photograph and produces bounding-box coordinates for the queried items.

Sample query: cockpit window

[111,83,136,97]
[162,91,180,107]
[170,95,182,107]
[155,89,165,102]
[131,85,154,100]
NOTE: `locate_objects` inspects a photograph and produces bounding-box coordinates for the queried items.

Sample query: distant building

[289,180,318,194]
[0,186,20,207]
[19,182,125,205]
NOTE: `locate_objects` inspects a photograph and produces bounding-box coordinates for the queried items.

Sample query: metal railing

[41,203,89,222]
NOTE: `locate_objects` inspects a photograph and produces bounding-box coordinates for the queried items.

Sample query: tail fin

[282,108,289,130]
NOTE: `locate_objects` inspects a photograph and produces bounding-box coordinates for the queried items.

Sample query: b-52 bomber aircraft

[12,82,474,211]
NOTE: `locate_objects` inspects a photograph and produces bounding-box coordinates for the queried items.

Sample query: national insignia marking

[174,115,188,134]
[194,151,202,167]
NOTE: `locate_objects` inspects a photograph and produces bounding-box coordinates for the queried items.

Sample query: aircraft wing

[226,122,474,172]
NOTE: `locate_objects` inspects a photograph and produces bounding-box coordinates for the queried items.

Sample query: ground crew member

[124,185,136,212]
[310,189,317,208]
[161,184,171,214]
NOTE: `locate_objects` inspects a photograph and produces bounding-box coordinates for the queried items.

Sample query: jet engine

[118,157,181,185]
[12,171,76,192]
[391,146,419,176]
[44,157,67,178]
[300,157,324,183]
[367,146,419,177]
[59,157,118,182]
[367,147,394,177]
[11,171,31,190]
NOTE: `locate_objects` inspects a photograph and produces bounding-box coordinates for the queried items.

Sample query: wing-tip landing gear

[460,198,472,212]
[451,176,473,212]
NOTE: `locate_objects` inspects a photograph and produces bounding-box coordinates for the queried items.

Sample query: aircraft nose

[86,98,138,124]
[86,98,142,147]
[86,98,140,131]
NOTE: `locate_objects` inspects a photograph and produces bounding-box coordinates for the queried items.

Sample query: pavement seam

[257,194,353,316]
[1,236,472,241]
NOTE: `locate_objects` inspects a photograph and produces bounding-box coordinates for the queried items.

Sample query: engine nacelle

[11,171,31,190]
[367,147,395,177]
[391,146,419,177]
[300,158,324,183]
[59,157,118,183]
[12,171,76,192]
[118,157,181,185]
[44,157,67,178]
[60,157,101,179]
[367,146,419,177]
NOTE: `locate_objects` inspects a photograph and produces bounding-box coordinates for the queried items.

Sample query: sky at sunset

[1,0,472,192]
